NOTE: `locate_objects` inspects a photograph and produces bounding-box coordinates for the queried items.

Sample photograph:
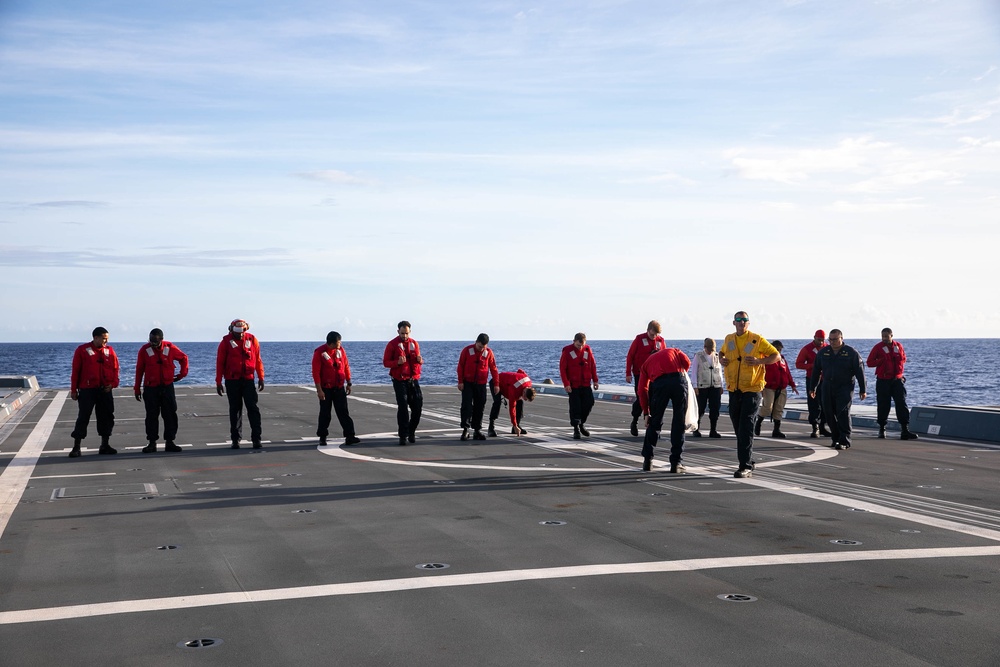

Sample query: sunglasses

[734,318,749,323]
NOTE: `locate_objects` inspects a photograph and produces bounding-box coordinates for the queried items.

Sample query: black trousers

[728,390,761,469]
[695,386,722,431]
[142,384,178,442]
[641,374,688,464]
[568,386,594,426]
[875,378,909,427]
[821,385,855,447]
[806,376,826,426]
[460,383,488,430]
[225,379,262,444]
[489,393,524,427]
[72,388,115,441]
[317,386,356,438]
[392,379,422,437]
[631,378,643,420]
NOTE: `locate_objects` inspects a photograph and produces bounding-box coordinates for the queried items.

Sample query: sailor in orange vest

[215,318,265,449]
[312,331,361,447]
[134,328,188,453]
[69,326,120,457]
[637,346,691,473]
[488,369,536,437]
[457,333,500,441]
[625,321,665,436]
[866,327,917,440]
[382,320,423,446]
[559,332,599,440]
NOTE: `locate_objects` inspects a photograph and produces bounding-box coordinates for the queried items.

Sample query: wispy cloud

[934,109,993,127]
[831,198,924,213]
[0,245,292,268]
[725,138,888,185]
[30,200,108,208]
[295,170,377,186]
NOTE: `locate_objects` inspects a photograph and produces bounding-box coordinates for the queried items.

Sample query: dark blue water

[1,339,996,407]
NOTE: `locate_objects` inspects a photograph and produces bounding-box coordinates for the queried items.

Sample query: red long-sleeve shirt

[637,348,690,413]
[497,370,532,427]
[215,333,264,384]
[625,333,665,379]
[312,344,352,388]
[382,336,422,381]
[764,354,796,391]
[867,341,906,379]
[457,344,499,385]
[134,341,188,389]
[560,344,598,389]
[71,343,120,392]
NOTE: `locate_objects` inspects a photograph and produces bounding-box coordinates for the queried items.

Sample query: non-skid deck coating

[1,385,999,666]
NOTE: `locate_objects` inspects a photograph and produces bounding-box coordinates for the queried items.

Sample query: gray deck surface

[1,385,999,666]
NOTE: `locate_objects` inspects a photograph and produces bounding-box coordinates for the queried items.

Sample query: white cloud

[830,198,924,212]
[724,137,891,185]
[934,109,993,127]
[295,170,377,187]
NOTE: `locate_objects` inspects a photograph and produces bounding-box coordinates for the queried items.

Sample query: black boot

[319,436,328,446]
[573,425,581,440]
[901,426,919,440]
[344,436,361,446]
[578,423,591,437]
[878,425,886,439]
[460,428,470,441]
[810,424,819,438]
[488,421,498,437]
[771,420,786,439]
[98,436,117,455]
[642,456,652,472]
[165,441,182,452]
[142,441,157,454]
[754,416,763,436]
[630,418,639,437]
[819,423,832,437]
[69,438,82,458]
[709,422,722,438]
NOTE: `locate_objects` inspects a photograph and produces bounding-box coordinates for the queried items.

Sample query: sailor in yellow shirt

[719,311,779,478]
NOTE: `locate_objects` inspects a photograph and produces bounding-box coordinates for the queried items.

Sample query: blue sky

[1,0,998,342]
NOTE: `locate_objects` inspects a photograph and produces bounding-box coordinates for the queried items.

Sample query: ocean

[1,339,996,408]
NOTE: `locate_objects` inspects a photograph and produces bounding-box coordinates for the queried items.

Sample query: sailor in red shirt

[757,341,798,439]
[637,346,691,472]
[457,333,500,441]
[215,319,265,449]
[69,326,120,457]
[488,369,537,436]
[559,332,599,439]
[625,320,665,436]
[382,320,423,446]
[133,328,189,453]
[312,331,361,447]
[866,327,917,440]
[795,330,831,438]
